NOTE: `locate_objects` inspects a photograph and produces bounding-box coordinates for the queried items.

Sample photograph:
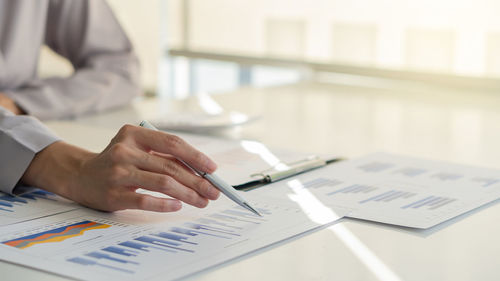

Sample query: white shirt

[0,0,140,193]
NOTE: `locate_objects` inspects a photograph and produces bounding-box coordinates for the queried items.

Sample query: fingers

[126,169,210,208]
[115,124,217,174]
[132,150,220,200]
[119,191,183,212]
[99,124,222,213]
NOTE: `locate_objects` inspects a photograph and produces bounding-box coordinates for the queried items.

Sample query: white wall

[177,0,500,77]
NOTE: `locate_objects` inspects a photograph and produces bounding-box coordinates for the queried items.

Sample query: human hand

[22,125,220,212]
[0,93,23,115]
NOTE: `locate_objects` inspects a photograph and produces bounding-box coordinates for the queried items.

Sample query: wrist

[21,141,95,199]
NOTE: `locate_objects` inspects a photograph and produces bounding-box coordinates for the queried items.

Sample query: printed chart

[283,153,500,228]
[0,189,80,226]
[0,195,349,281]
[3,220,111,249]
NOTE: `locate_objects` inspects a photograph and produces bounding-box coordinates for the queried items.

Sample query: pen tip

[244,203,262,217]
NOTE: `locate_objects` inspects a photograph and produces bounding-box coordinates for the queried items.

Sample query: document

[0,193,349,281]
[0,189,80,226]
[256,152,500,229]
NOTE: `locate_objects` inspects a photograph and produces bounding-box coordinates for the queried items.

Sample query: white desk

[3,80,500,281]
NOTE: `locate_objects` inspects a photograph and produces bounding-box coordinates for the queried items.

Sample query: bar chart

[301,178,343,189]
[359,190,417,204]
[0,189,79,226]
[64,205,271,276]
[0,190,61,212]
[401,196,456,210]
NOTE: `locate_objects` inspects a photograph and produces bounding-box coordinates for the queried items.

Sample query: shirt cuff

[0,109,60,194]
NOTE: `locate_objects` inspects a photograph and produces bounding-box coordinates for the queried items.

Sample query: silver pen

[139,120,262,216]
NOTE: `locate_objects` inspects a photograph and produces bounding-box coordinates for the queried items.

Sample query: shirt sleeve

[5,0,141,120]
[0,107,59,194]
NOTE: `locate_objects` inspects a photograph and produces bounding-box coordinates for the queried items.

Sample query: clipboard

[233,156,344,191]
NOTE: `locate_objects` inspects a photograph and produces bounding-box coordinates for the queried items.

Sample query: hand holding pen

[23,123,222,213]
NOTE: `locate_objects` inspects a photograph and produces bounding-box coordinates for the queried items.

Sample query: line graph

[2,220,110,249]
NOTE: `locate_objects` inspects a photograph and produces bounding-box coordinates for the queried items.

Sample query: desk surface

[4,81,500,281]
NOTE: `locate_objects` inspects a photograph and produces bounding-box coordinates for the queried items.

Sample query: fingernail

[198,198,209,208]
[172,200,182,210]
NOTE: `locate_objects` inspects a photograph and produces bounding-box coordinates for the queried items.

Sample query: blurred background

[37,0,500,98]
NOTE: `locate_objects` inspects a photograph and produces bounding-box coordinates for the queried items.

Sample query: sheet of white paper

[254,152,500,229]
[0,193,349,281]
[0,189,80,226]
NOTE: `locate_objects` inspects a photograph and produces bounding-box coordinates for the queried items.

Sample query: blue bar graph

[401,196,434,209]
[119,241,175,253]
[401,196,455,210]
[411,197,442,208]
[301,178,343,189]
[210,213,260,224]
[102,246,139,257]
[184,222,241,236]
[327,184,377,196]
[153,232,198,244]
[359,190,395,204]
[67,257,134,274]
[170,227,230,239]
[0,190,56,212]
[0,201,14,212]
[135,236,194,252]
[358,190,417,204]
[20,190,56,201]
[0,195,27,212]
[374,191,400,201]
[86,251,139,265]
[0,201,13,207]
[0,195,28,204]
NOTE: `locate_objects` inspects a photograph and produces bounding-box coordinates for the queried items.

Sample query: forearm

[8,0,142,121]
[6,67,140,120]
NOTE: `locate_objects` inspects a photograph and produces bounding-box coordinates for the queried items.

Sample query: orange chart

[3,220,110,249]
